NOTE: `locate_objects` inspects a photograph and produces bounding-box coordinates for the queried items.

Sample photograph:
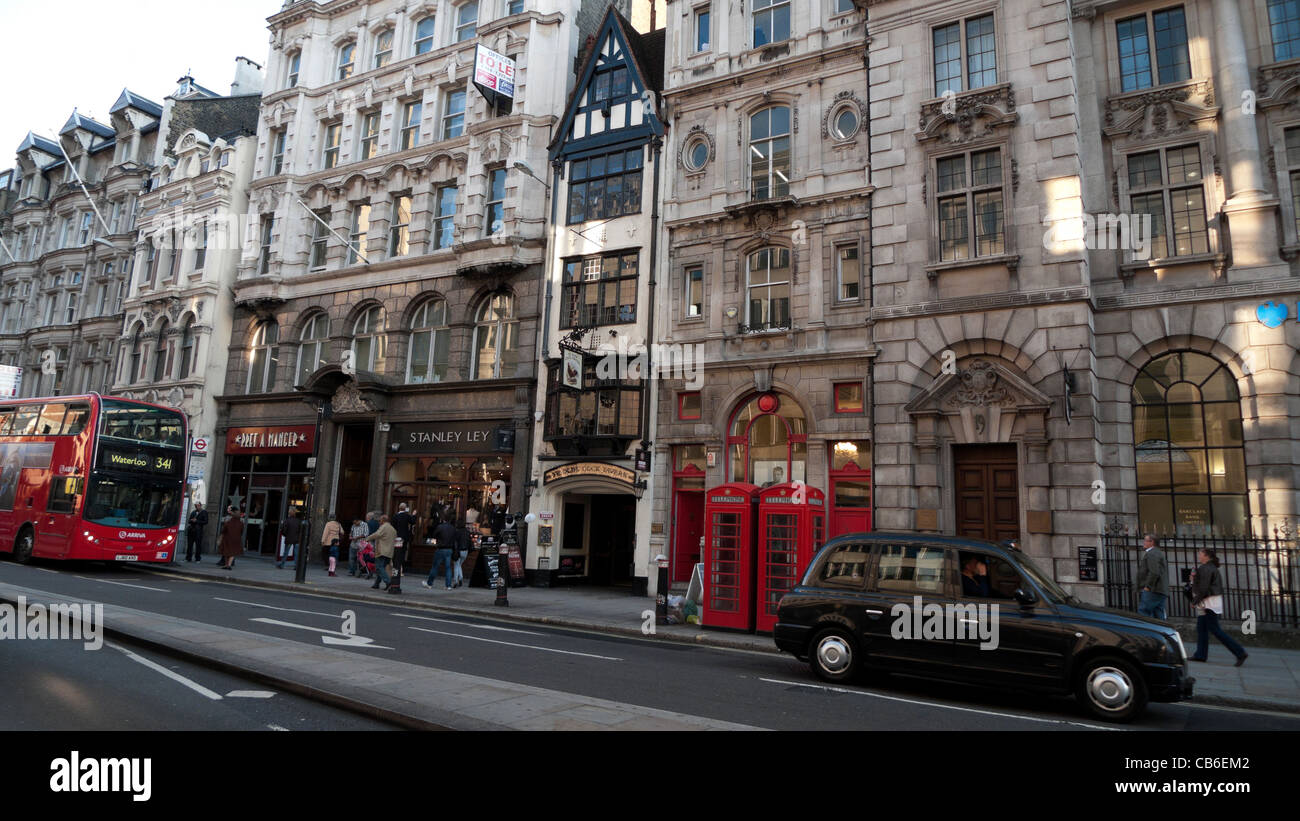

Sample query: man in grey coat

[1137,533,1168,620]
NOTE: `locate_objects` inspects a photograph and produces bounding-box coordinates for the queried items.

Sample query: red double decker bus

[0,394,187,563]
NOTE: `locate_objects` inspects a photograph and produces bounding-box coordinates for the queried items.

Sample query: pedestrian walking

[1189,548,1248,666]
[278,507,303,568]
[185,501,209,562]
[366,510,379,536]
[371,514,397,591]
[452,518,471,589]
[321,513,343,577]
[422,517,457,590]
[217,507,243,570]
[1137,533,1168,620]
[392,502,415,589]
[348,518,368,577]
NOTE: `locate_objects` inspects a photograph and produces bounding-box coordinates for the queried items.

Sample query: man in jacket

[371,514,397,590]
[1137,533,1168,620]
[392,502,415,583]
[423,518,458,590]
[185,501,209,562]
[278,507,303,569]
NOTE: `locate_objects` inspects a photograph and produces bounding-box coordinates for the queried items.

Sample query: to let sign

[473,45,516,99]
[225,425,316,454]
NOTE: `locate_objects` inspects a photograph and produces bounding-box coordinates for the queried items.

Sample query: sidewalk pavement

[137,553,1300,717]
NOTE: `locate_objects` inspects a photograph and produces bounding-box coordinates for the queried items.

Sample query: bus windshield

[83,476,182,529]
[99,400,186,450]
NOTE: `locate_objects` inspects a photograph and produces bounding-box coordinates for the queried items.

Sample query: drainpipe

[863,11,877,531]
[641,136,663,453]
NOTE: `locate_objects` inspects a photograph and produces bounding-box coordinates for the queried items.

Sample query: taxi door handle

[865,608,884,618]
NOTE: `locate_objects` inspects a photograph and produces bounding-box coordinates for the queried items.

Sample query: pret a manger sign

[224,425,316,455]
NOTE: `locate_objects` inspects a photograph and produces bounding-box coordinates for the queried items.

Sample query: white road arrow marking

[250,617,393,650]
[226,690,276,699]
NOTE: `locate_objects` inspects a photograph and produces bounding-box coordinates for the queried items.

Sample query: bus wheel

[14,528,34,564]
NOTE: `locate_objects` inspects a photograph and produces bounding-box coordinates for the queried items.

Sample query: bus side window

[38,404,67,436]
[12,407,40,435]
[61,406,90,435]
[0,411,13,435]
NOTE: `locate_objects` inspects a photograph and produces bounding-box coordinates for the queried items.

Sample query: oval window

[833,107,858,140]
[685,138,710,171]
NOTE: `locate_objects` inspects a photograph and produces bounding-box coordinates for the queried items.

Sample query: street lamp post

[295,401,326,584]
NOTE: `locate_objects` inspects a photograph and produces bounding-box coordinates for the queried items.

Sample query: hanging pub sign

[562,349,583,390]
[473,44,515,115]
[634,448,651,472]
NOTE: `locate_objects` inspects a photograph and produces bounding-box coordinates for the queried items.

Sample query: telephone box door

[756,483,827,634]
[701,483,759,632]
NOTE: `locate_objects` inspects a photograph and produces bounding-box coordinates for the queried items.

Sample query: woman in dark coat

[1189,548,1248,666]
[218,507,244,570]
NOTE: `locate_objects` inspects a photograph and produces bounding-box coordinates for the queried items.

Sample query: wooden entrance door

[953,444,1020,542]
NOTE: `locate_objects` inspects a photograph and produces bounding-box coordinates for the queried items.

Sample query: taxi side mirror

[1014,587,1037,608]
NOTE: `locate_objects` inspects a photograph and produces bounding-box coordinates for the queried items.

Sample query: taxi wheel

[1076,655,1147,722]
[13,527,34,564]
[808,627,859,684]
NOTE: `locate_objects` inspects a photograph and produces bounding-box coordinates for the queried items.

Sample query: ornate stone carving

[678,124,715,171]
[1103,81,1216,141]
[916,83,1017,145]
[945,360,1014,408]
[821,90,865,140]
[332,380,374,414]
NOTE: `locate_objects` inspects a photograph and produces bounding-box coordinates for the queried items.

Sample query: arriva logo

[118,531,146,540]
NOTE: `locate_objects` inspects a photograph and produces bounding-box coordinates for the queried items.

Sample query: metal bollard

[655,553,669,625]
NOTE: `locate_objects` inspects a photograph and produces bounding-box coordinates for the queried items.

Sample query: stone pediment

[906,359,1052,445]
[1103,80,1217,141]
[916,83,1017,145]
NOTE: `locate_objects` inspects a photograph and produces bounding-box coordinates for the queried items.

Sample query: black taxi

[773,533,1193,721]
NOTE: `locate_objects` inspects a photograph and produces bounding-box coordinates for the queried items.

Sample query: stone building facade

[113,62,263,542]
[213,0,613,564]
[0,98,158,399]
[867,0,1300,601]
[653,0,874,588]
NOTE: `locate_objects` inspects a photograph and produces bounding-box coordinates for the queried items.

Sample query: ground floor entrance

[954,443,1020,543]
[552,492,637,587]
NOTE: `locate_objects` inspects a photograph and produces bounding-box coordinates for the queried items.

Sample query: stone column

[1213,0,1285,273]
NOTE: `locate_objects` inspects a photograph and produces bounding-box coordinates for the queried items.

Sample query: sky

[0,0,282,168]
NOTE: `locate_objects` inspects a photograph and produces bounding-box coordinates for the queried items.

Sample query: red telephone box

[756,483,827,634]
[701,483,759,632]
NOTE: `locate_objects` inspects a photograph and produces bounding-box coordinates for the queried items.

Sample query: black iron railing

[1101,518,1300,627]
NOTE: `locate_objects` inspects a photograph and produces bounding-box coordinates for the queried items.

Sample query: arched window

[337,42,356,81]
[1132,352,1248,536]
[472,293,517,379]
[455,2,479,42]
[153,320,170,382]
[414,17,436,54]
[373,28,394,69]
[129,325,144,383]
[296,313,329,386]
[179,318,195,379]
[351,307,386,373]
[407,299,450,384]
[745,247,791,331]
[246,321,280,394]
[749,106,791,199]
[728,392,807,485]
